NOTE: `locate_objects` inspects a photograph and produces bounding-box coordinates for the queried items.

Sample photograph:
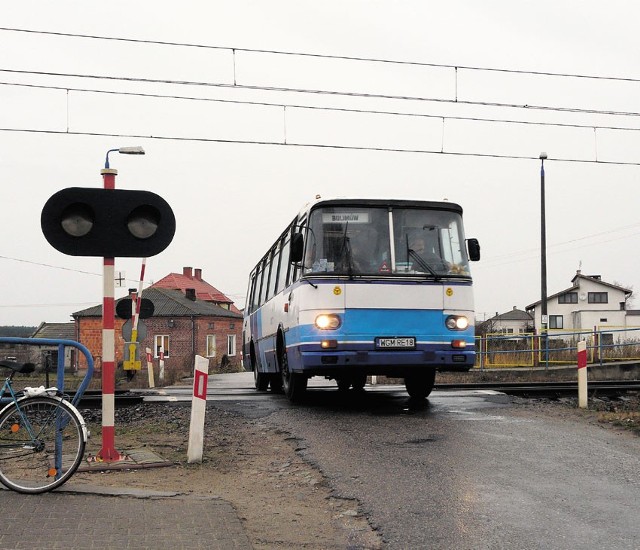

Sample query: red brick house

[153,266,242,314]
[72,286,242,374]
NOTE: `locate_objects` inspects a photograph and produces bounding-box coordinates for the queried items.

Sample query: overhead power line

[3,80,640,135]
[1,26,639,84]
[2,126,640,166]
[2,67,640,119]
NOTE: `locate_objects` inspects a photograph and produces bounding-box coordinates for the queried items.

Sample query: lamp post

[540,152,549,369]
[98,146,145,462]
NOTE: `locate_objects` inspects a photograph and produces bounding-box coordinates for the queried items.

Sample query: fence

[476,326,640,369]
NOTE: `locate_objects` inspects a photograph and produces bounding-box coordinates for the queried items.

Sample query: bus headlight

[445,315,469,330]
[315,313,341,330]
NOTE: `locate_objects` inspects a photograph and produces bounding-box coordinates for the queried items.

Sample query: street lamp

[540,152,548,368]
[104,146,145,169]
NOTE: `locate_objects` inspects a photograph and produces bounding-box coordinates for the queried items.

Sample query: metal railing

[0,337,94,406]
[475,326,640,369]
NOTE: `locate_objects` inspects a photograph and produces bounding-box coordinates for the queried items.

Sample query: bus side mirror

[467,238,480,261]
[290,233,304,263]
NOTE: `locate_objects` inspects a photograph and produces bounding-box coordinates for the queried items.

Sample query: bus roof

[298,197,463,218]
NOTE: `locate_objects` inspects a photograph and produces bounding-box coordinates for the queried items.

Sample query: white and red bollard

[159,346,165,383]
[187,355,209,463]
[577,340,588,409]
[146,347,155,388]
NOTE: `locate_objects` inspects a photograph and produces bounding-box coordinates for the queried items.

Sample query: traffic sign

[122,319,147,342]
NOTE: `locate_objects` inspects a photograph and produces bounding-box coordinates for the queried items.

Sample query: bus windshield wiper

[407,248,440,280]
[406,235,440,280]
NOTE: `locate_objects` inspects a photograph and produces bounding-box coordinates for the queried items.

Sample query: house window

[558,292,578,304]
[549,315,563,329]
[208,322,214,329]
[588,292,608,303]
[227,334,236,357]
[206,335,216,358]
[154,335,170,358]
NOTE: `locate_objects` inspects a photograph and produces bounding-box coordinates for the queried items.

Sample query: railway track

[434,380,640,398]
[73,389,143,408]
[67,380,640,406]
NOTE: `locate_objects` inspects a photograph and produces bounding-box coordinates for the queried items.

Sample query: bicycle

[0,359,88,494]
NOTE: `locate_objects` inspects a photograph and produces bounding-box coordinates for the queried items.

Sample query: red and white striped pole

[97,166,122,462]
[132,258,146,337]
[577,339,588,409]
[146,347,155,388]
[159,346,165,383]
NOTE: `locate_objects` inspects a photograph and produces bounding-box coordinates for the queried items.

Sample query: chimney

[194,268,202,281]
[183,266,193,278]
[185,288,197,301]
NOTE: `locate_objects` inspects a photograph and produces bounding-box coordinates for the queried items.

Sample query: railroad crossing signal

[116,298,155,320]
[41,187,176,258]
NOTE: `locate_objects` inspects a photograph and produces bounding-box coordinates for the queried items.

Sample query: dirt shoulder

[71,404,383,550]
[68,372,638,548]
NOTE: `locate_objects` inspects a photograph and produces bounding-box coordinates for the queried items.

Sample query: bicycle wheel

[0,396,86,494]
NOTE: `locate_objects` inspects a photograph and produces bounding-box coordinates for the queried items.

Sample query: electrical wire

[0,254,244,311]
[1,26,639,84]
[3,80,640,135]
[2,126,640,166]
[3,67,640,119]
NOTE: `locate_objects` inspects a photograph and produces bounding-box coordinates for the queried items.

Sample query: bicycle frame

[0,375,40,444]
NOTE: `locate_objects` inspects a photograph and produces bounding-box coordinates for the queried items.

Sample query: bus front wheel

[279,347,307,402]
[404,370,436,399]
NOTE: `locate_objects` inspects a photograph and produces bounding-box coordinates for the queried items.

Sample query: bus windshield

[303,205,471,277]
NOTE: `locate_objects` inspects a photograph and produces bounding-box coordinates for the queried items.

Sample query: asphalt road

[153,373,640,549]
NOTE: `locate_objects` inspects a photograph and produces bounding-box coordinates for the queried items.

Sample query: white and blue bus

[243,197,480,402]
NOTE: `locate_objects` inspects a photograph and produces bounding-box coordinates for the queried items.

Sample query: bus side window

[247,273,257,313]
[255,263,265,308]
[268,245,281,299]
[277,235,290,294]
[261,253,273,305]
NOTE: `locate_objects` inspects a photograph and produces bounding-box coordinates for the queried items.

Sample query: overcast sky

[2,1,640,326]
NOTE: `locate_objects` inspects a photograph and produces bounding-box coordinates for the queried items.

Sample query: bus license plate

[375,337,416,350]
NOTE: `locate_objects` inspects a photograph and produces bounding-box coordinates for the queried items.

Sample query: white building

[525,271,633,332]
[481,307,533,335]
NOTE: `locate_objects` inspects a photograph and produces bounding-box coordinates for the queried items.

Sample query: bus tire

[405,370,436,399]
[279,345,307,402]
[254,367,269,391]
